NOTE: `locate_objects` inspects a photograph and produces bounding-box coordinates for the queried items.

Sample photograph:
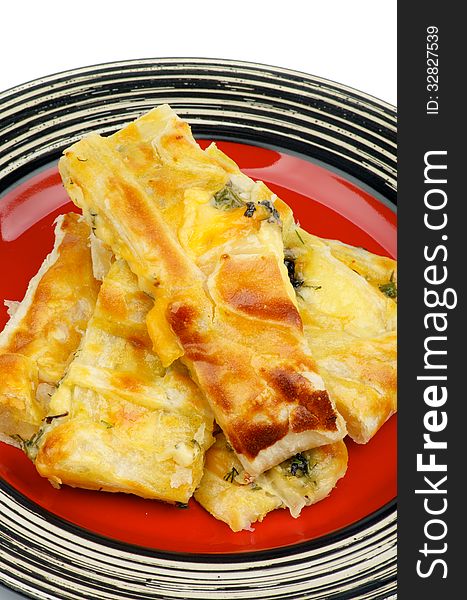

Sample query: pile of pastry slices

[0,105,396,532]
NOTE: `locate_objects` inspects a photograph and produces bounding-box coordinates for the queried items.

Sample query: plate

[0,146,397,554]
[0,58,396,599]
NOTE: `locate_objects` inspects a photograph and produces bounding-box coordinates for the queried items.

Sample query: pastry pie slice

[34,259,214,503]
[321,237,397,294]
[283,227,397,443]
[0,214,100,444]
[306,330,396,443]
[59,104,346,476]
[194,432,347,532]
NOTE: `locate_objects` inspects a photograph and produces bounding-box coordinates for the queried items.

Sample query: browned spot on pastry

[0,353,26,373]
[166,303,211,362]
[133,141,159,164]
[4,329,34,354]
[265,367,337,432]
[2,214,100,369]
[167,303,198,342]
[147,177,174,200]
[169,303,197,328]
[200,377,232,412]
[111,373,143,393]
[361,361,397,392]
[228,419,289,459]
[98,283,128,320]
[127,335,149,350]
[215,254,302,329]
[112,404,146,425]
[112,181,192,279]
[180,336,264,414]
[36,425,70,464]
[0,353,37,413]
[290,405,319,431]
[163,122,191,146]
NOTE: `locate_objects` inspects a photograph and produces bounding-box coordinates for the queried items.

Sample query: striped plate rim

[0,58,397,600]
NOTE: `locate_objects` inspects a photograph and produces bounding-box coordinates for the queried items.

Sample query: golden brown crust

[215,254,302,329]
[229,421,289,461]
[322,238,397,291]
[310,331,396,443]
[167,298,342,462]
[0,214,99,444]
[0,353,41,439]
[195,433,348,531]
[59,105,346,475]
[282,226,397,444]
[34,260,214,503]
[1,214,100,382]
[265,368,337,432]
[109,179,194,279]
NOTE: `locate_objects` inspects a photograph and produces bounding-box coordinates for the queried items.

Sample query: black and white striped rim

[0,58,397,599]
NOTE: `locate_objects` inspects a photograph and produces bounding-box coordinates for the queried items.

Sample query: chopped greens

[258,200,281,225]
[175,502,189,509]
[89,211,98,233]
[243,202,256,217]
[295,229,305,245]
[212,184,245,210]
[212,184,282,228]
[289,453,309,477]
[44,412,69,424]
[223,466,239,483]
[284,254,304,289]
[101,420,114,429]
[379,271,397,299]
[10,430,44,461]
[379,281,397,298]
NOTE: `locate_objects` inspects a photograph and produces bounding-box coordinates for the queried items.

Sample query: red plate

[0,140,397,554]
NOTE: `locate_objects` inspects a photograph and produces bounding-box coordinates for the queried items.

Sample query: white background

[0,0,396,105]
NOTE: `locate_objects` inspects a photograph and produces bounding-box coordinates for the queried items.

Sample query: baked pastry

[283,227,397,443]
[0,214,99,445]
[321,237,397,294]
[195,432,347,532]
[59,104,346,476]
[34,259,214,503]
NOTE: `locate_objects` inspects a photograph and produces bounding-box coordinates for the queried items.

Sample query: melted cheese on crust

[34,260,214,503]
[322,238,397,290]
[310,331,396,443]
[283,227,397,444]
[0,214,99,443]
[195,433,347,532]
[0,354,40,443]
[59,104,346,476]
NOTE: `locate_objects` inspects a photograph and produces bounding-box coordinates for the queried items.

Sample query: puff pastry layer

[0,214,99,444]
[283,227,397,443]
[59,105,346,476]
[195,432,347,532]
[34,259,214,503]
